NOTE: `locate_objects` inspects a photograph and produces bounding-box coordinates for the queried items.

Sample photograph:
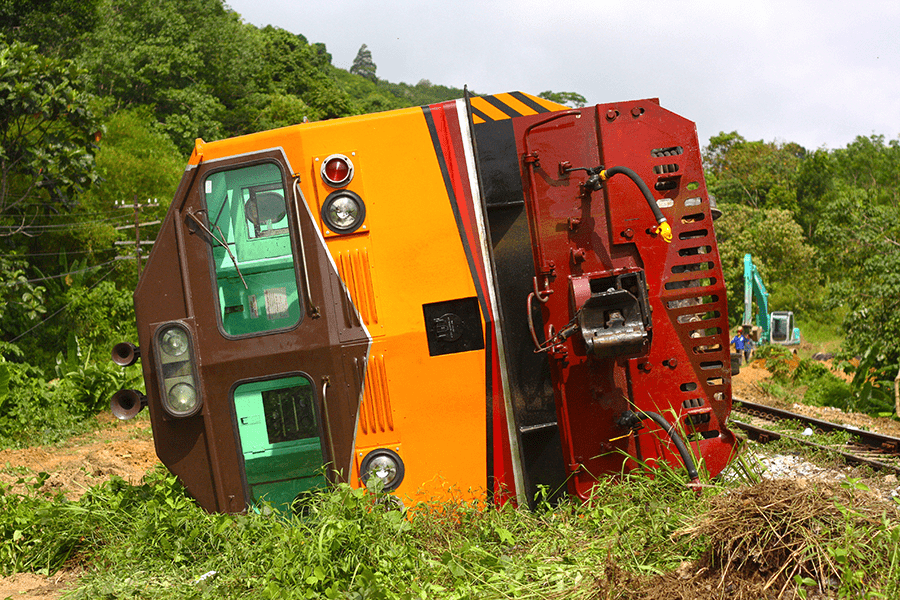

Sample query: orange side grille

[336,248,378,327]
[358,352,393,435]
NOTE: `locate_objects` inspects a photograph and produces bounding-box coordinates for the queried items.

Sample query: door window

[233,375,325,509]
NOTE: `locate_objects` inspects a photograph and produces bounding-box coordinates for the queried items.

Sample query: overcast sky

[224,0,899,151]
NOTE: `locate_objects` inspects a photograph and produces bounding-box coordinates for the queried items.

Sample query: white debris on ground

[756,452,900,503]
[759,453,845,480]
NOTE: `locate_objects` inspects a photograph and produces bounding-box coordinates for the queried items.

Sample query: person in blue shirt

[731,330,746,364]
[742,335,754,363]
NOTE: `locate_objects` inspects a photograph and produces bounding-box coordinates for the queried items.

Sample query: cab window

[202,162,301,336]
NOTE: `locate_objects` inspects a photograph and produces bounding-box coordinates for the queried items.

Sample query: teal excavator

[743,253,801,345]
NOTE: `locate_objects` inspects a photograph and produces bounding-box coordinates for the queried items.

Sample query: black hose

[643,411,700,481]
[601,166,665,224]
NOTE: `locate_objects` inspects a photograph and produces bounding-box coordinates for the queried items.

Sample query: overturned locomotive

[111,92,737,512]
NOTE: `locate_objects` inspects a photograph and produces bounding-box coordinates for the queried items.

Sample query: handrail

[292,177,321,318]
[321,377,338,479]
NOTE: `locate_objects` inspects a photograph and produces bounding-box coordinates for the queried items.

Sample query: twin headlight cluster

[320,154,366,234]
[156,324,202,417]
[109,323,201,420]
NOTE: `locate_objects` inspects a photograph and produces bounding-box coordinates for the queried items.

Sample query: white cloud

[225,0,900,149]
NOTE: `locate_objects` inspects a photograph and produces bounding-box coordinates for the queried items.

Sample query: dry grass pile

[634,478,899,600]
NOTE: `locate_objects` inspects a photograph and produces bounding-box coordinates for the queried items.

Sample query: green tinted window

[262,384,318,444]
[203,163,301,336]
[233,375,325,510]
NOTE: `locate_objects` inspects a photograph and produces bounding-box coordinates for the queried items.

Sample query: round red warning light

[321,154,354,187]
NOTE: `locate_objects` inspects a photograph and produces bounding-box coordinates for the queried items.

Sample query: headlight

[155,323,202,417]
[167,382,199,414]
[322,191,366,234]
[160,328,189,357]
[359,448,404,492]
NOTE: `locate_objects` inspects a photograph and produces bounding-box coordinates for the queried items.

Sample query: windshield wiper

[185,210,248,290]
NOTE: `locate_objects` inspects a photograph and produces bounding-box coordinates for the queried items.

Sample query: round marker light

[360,448,404,492]
[160,327,189,357]
[321,154,354,187]
[167,382,199,415]
[322,190,366,234]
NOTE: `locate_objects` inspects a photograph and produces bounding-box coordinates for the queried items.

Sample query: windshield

[202,162,302,336]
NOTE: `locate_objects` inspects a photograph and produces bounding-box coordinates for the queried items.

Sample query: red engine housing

[495,100,735,499]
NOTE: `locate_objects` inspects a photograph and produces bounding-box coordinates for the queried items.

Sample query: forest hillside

[1,0,898,447]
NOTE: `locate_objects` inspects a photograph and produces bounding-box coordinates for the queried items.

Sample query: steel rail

[731,397,900,475]
[730,419,900,475]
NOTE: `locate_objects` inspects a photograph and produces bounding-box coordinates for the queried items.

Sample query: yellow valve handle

[655,221,672,243]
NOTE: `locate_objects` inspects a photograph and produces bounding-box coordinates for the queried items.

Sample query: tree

[813,136,900,371]
[0,255,46,340]
[0,0,101,55]
[80,0,262,149]
[257,26,352,120]
[795,148,834,238]
[254,94,318,130]
[538,90,587,108]
[350,44,377,82]
[0,40,101,235]
[713,204,819,325]
[830,135,900,204]
[703,131,805,211]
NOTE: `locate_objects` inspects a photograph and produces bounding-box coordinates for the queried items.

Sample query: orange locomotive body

[112,92,738,512]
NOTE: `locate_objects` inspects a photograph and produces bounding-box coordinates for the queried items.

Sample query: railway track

[730,397,900,475]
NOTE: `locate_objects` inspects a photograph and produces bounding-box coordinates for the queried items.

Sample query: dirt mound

[0,412,158,501]
[0,414,158,599]
[0,572,79,600]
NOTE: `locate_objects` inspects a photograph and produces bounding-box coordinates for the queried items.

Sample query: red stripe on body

[428,101,517,502]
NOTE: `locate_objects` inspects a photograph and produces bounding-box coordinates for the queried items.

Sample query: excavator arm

[743,253,770,342]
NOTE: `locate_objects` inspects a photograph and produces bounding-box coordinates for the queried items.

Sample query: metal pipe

[321,377,338,480]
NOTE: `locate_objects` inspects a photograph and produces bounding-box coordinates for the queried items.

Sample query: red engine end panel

[515,100,736,498]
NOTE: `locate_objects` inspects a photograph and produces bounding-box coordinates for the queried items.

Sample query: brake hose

[599,166,672,243]
[619,409,700,487]
[643,411,700,483]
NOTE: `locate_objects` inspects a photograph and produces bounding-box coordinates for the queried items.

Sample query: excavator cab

[770,311,800,344]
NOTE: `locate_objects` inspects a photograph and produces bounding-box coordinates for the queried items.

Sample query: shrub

[803,376,853,408]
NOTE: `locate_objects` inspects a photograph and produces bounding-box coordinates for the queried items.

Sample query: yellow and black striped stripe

[468,92,569,124]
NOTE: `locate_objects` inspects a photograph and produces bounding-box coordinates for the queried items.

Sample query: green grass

[0,466,712,599]
[795,308,846,358]
[2,459,898,599]
[796,311,845,343]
